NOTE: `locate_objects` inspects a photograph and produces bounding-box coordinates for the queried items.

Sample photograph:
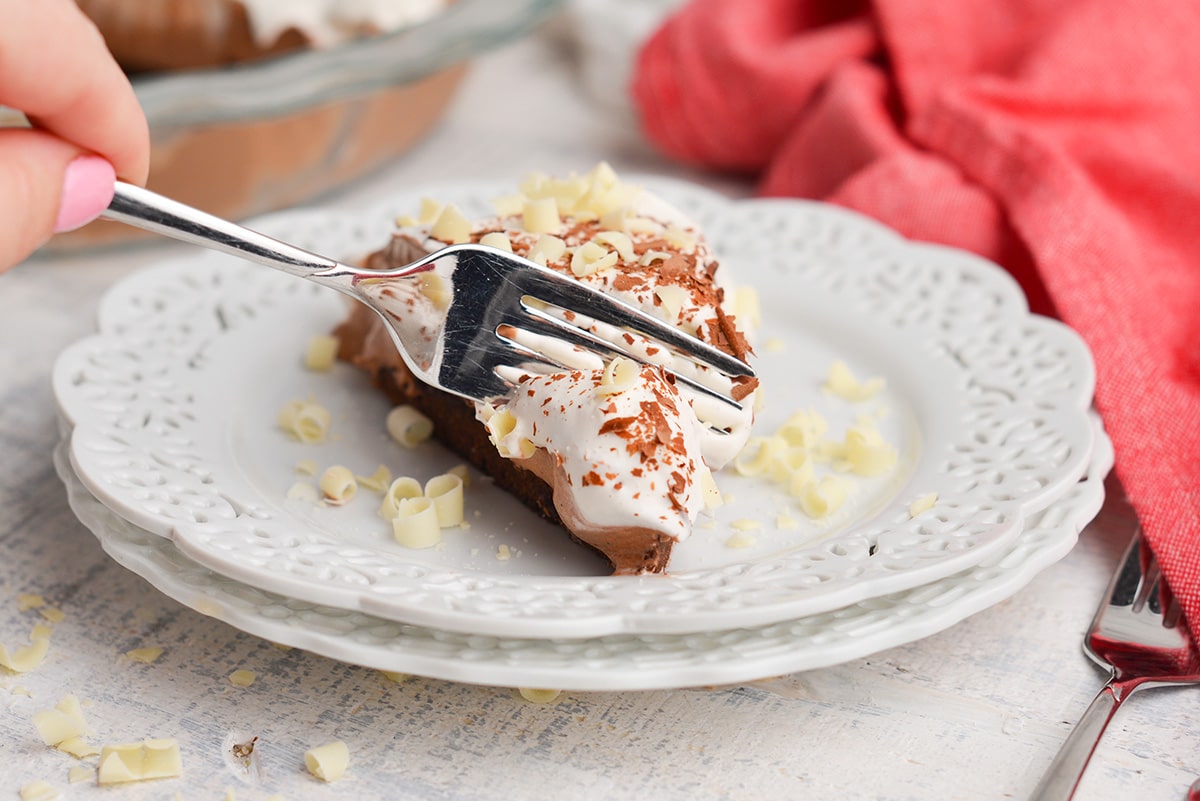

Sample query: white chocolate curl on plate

[843,424,898,476]
[424,474,464,527]
[800,476,851,519]
[318,466,357,505]
[304,335,340,371]
[391,497,441,549]
[825,360,886,402]
[386,405,433,448]
[379,476,422,519]
[277,399,332,444]
[909,492,938,517]
[356,465,392,492]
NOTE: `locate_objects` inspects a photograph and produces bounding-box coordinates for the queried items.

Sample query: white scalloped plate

[53,179,1097,638]
[53,418,1111,691]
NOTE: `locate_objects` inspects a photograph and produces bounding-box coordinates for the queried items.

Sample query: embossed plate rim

[54,418,1111,690]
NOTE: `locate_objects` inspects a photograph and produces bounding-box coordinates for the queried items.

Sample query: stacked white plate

[52,179,1107,691]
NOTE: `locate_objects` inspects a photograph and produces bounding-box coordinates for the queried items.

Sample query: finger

[0,128,114,270]
[0,0,149,184]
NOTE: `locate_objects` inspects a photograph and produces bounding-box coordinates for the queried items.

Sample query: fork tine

[511,261,754,379]
[442,334,568,400]
[1163,590,1184,630]
[1133,548,1161,614]
[502,307,747,411]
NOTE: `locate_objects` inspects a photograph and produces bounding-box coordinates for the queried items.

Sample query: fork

[101,182,754,408]
[1030,530,1200,800]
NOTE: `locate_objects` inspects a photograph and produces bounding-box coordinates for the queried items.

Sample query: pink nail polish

[55,156,116,233]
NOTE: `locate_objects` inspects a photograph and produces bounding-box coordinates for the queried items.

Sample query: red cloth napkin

[634,0,1200,644]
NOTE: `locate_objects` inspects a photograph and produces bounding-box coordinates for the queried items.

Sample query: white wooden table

[1,27,1196,801]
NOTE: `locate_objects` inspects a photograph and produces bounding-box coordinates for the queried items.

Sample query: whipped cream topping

[390,165,756,551]
[239,0,447,48]
[483,363,707,541]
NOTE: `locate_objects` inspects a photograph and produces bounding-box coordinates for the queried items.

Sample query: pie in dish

[54,0,463,249]
[76,0,448,72]
[335,166,758,574]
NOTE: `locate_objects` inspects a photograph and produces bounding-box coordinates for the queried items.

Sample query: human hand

[0,0,150,270]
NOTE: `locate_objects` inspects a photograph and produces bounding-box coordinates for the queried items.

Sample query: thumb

[0,127,115,271]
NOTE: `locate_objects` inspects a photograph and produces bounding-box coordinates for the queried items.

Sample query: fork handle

[103,182,346,282]
[1029,678,1136,801]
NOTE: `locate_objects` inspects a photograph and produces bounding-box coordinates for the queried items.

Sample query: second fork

[1030,531,1200,800]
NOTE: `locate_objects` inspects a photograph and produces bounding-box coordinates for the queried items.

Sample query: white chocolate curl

[32,695,88,746]
[319,466,357,505]
[843,424,898,476]
[909,492,938,517]
[479,231,513,252]
[0,624,52,673]
[591,230,634,261]
[379,476,423,519]
[417,197,441,224]
[570,240,618,277]
[20,781,57,801]
[386,405,433,448]
[800,476,851,519]
[304,335,340,371]
[356,465,392,492]
[825,360,886,402]
[424,473,464,527]
[528,234,566,264]
[97,739,182,785]
[277,400,332,444]
[391,497,441,549]
[593,356,639,397]
[431,203,470,244]
[304,741,349,782]
[523,197,561,234]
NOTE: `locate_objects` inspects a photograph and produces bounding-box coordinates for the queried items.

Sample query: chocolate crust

[332,302,552,524]
[335,303,678,575]
[374,359,561,526]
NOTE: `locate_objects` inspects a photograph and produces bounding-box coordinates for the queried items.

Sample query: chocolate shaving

[731,375,760,401]
[612,274,641,292]
[598,416,638,436]
[666,471,687,513]
[659,254,690,279]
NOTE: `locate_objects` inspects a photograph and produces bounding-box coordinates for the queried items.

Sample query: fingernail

[55,155,116,233]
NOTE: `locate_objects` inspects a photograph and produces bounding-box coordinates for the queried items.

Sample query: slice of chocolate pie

[336,165,757,573]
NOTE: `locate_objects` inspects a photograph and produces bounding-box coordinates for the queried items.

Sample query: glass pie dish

[46,0,563,250]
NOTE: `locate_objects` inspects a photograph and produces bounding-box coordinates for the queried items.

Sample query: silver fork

[1031,530,1200,800]
[102,182,754,408]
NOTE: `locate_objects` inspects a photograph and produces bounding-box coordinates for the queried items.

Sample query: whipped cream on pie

[239,0,447,48]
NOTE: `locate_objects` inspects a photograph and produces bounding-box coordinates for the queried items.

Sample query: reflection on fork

[1030,530,1200,800]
